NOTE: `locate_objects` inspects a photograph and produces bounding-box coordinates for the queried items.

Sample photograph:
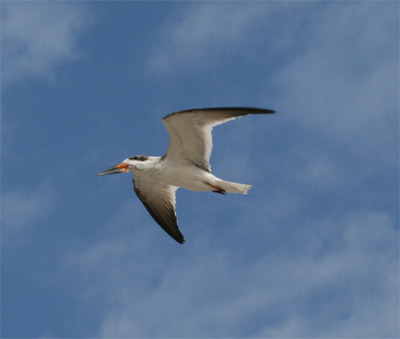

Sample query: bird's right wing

[132,175,184,244]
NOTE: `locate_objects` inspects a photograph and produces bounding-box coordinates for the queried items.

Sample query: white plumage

[98,107,275,243]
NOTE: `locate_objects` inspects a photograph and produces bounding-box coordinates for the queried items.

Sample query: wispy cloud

[2,2,92,89]
[2,183,55,245]
[65,203,397,337]
[147,3,278,73]
[274,3,398,167]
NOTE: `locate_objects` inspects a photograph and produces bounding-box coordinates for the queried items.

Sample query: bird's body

[134,157,249,192]
[159,160,215,192]
[98,107,275,243]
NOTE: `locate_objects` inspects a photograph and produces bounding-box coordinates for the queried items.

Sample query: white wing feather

[162,107,275,171]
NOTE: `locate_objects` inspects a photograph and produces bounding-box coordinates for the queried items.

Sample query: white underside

[160,161,220,191]
[140,159,251,194]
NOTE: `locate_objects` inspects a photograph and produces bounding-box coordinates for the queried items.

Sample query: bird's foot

[205,182,226,195]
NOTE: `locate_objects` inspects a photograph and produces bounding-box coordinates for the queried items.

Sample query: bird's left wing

[132,175,185,244]
[162,107,275,172]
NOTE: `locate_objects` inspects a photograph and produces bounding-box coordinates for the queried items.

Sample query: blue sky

[1,1,399,338]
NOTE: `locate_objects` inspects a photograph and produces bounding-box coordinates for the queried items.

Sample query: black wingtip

[252,107,276,114]
[262,108,276,114]
[174,234,185,244]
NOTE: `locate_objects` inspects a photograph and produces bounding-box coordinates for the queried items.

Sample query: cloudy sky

[2,1,399,338]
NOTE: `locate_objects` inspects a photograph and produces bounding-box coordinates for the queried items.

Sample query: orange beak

[97,163,129,176]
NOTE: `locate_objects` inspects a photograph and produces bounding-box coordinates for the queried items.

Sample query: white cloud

[147,3,276,73]
[2,183,55,244]
[2,1,92,88]
[273,3,398,168]
[64,200,398,337]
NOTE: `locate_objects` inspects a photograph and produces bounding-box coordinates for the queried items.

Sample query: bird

[97,107,275,244]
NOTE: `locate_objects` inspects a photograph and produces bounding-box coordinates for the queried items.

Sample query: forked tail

[216,179,252,194]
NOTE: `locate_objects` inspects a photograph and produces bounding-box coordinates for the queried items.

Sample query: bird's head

[97,155,150,176]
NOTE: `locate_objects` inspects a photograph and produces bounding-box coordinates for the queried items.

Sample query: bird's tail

[216,180,252,194]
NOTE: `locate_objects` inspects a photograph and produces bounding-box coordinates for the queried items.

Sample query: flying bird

[97,107,275,244]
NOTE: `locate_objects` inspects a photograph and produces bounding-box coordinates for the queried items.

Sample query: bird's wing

[162,107,275,172]
[132,175,184,244]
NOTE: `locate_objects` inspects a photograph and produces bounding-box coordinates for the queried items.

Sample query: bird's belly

[160,164,216,191]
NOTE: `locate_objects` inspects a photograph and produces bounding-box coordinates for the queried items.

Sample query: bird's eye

[129,156,148,161]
